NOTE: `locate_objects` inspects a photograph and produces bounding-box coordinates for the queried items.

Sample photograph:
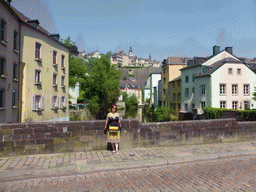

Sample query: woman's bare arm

[104,114,109,130]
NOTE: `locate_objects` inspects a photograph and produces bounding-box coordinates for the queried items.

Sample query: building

[161,57,189,107]
[69,82,80,105]
[0,0,21,123]
[180,46,256,116]
[10,5,70,122]
[79,51,101,61]
[143,67,161,105]
[168,76,182,111]
[119,79,142,105]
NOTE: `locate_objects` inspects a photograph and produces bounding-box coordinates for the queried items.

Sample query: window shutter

[59,96,63,108]
[32,95,35,110]
[50,96,53,109]
[65,96,67,107]
[39,71,41,82]
[57,96,60,108]
[42,95,45,110]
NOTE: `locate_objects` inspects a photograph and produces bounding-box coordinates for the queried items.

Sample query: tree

[122,92,129,103]
[60,36,78,55]
[253,87,256,101]
[80,52,121,119]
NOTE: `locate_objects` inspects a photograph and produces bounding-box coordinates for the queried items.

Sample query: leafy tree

[69,56,87,87]
[122,92,129,103]
[80,52,121,119]
[60,36,78,55]
[253,87,256,101]
[126,94,138,108]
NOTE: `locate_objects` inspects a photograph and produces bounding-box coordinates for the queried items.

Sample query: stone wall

[0,119,255,156]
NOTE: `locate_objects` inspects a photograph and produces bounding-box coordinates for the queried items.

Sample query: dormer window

[27,20,40,29]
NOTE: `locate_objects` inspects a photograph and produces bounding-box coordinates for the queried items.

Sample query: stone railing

[0,119,255,156]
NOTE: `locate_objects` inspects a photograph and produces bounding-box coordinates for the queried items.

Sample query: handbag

[109,126,119,132]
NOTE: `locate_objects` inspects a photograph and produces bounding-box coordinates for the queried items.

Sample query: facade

[12,7,70,122]
[119,79,142,105]
[143,67,161,105]
[181,46,256,115]
[168,76,182,111]
[0,0,20,123]
[161,57,188,107]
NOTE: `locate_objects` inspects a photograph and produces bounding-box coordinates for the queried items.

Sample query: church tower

[129,46,133,57]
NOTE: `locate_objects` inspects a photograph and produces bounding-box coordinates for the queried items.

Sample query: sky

[11,0,256,62]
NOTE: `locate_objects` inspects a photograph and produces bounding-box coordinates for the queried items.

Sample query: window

[220,101,226,109]
[185,88,189,97]
[172,81,175,88]
[163,78,166,84]
[232,84,238,95]
[61,76,65,87]
[177,93,181,101]
[192,74,195,82]
[0,20,6,42]
[228,68,233,75]
[192,87,195,94]
[244,84,249,95]
[61,55,65,68]
[53,50,57,64]
[178,104,181,110]
[173,103,176,110]
[237,68,241,75]
[232,101,238,110]
[13,64,17,80]
[35,42,41,59]
[177,81,180,87]
[192,103,195,109]
[0,58,5,75]
[59,96,67,108]
[51,96,59,109]
[170,103,173,109]
[12,91,17,107]
[201,101,205,110]
[163,68,166,74]
[0,89,4,107]
[53,73,57,85]
[184,104,188,111]
[173,93,176,101]
[35,70,41,83]
[220,84,226,95]
[185,76,189,83]
[32,95,45,110]
[163,89,166,95]
[201,85,205,95]
[13,31,18,51]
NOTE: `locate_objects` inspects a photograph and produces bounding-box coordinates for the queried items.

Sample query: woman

[104,104,122,154]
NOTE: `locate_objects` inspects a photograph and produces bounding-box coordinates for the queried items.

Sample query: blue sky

[12,0,256,61]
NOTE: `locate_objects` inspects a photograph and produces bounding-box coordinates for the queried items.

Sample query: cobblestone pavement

[0,141,256,191]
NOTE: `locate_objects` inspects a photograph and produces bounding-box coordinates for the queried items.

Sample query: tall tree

[80,52,121,119]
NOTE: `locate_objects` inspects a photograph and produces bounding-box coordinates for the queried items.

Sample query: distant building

[161,57,189,107]
[119,79,142,105]
[181,46,256,116]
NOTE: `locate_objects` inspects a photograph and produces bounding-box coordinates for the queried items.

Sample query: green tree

[253,87,256,101]
[60,36,75,48]
[69,57,87,87]
[80,52,121,119]
[126,94,138,108]
[122,92,129,103]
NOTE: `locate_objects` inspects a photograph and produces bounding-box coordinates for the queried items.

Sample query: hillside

[116,67,160,87]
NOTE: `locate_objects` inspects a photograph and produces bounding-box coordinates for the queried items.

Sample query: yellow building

[12,8,70,122]
[161,57,188,107]
[167,76,182,111]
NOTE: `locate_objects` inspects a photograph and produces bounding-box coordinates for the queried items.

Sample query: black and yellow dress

[107,112,121,143]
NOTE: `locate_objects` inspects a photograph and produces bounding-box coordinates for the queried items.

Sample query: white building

[69,82,80,104]
[119,79,142,105]
[143,67,161,105]
[181,46,256,115]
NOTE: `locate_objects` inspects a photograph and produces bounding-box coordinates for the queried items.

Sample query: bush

[69,116,74,121]
[236,110,256,121]
[203,106,223,119]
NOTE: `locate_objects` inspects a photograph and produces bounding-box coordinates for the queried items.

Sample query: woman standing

[104,104,122,154]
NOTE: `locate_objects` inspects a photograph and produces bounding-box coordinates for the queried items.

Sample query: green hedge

[203,106,223,119]
[236,110,256,121]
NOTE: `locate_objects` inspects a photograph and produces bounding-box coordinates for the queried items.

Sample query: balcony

[35,107,43,111]
[52,106,59,110]
[61,85,66,89]
[0,73,8,79]
[13,49,19,54]
[13,78,19,82]
[0,39,8,46]
[53,83,58,87]
[53,63,58,67]
[35,58,42,62]
[35,81,41,85]
[61,66,65,70]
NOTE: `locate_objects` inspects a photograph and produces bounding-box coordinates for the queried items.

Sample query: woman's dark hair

[110,104,117,112]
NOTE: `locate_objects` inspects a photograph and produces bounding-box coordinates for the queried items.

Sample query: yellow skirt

[107,131,121,143]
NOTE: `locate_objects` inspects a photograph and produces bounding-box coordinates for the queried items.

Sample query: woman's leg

[115,143,119,154]
[111,143,116,152]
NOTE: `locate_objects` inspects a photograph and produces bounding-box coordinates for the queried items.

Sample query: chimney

[5,0,12,5]
[225,47,233,54]
[50,34,60,41]
[27,20,40,29]
[213,45,220,55]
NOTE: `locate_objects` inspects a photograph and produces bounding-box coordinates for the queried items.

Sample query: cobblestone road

[1,155,256,191]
